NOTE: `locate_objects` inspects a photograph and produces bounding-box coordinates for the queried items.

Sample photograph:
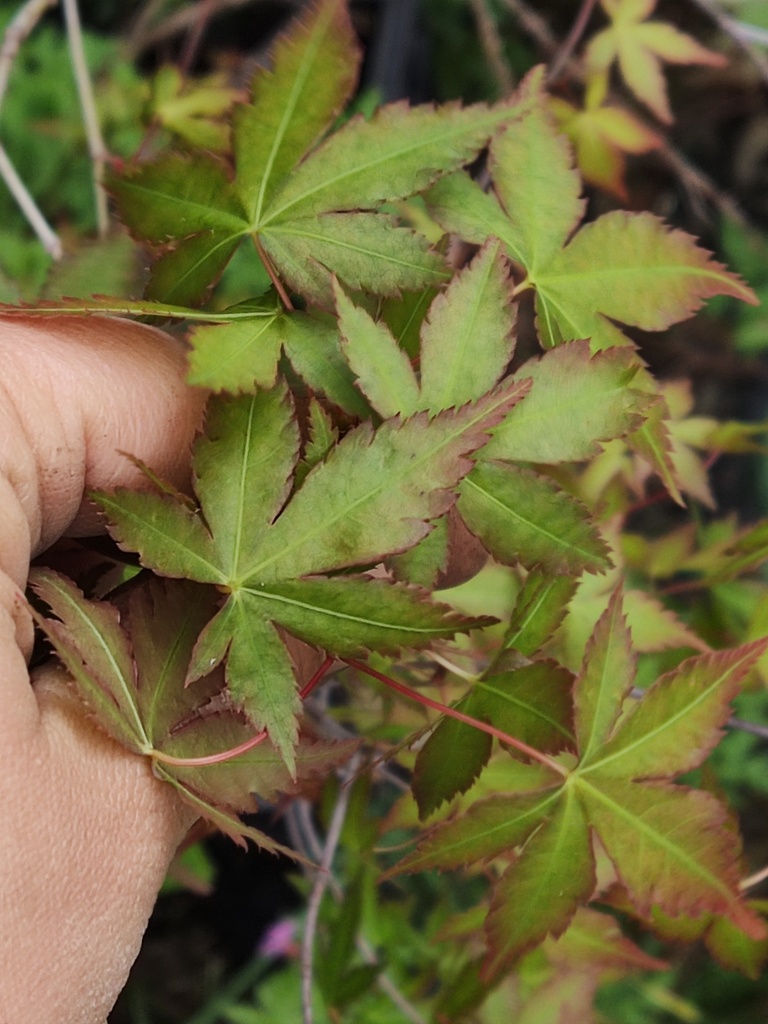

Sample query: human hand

[0,316,206,1024]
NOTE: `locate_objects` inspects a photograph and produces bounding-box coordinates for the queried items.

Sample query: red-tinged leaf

[488,104,584,272]
[107,152,246,243]
[412,661,573,818]
[260,211,449,305]
[483,789,595,976]
[627,398,686,506]
[247,381,529,581]
[335,281,420,419]
[393,788,560,874]
[546,907,668,972]
[223,601,301,772]
[472,660,575,755]
[187,314,284,393]
[155,765,302,859]
[146,230,244,307]
[193,389,300,578]
[418,239,518,412]
[587,641,768,780]
[280,311,372,420]
[534,211,757,352]
[573,588,636,767]
[576,776,765,937]
[30,569,149,753]
[546,212,756,328]
[233,0,360,223]
[483,340,650,463]
[244,577,486,654]
[458,461,611,576]
[261,99,540,223]
[412,713,492,819]
[503,570,578,656]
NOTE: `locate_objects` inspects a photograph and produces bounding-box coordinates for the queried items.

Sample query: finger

[0,315,205,588]
[0,665,196,1024]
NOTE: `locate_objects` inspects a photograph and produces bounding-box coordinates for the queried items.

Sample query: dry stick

[468,0,515,96]
[301,752,361,1024]
[547,0,598,84]
[0,0,62,257]
[61,0,108,237]
[289,798,428,1024]
[0,141,62,257]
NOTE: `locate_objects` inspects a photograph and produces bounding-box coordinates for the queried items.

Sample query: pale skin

[0,316,206,1024]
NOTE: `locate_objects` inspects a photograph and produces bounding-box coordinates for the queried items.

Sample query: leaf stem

[151,655,336,768]
[254,234,295,311]
[343,658,568,777]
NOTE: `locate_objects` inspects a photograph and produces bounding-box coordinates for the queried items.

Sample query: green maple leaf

[394,589,768,973]
[93,380,523,769]
[585,0,727,124]
[108,0,540,308]
[31,570,352,855]
[425,103,756,353]
[336,250,614,582]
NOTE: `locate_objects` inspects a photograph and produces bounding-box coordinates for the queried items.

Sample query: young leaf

[335,279,420,418]
[585,0,727,124]
[458,462,611,576]
[426,107,756,352]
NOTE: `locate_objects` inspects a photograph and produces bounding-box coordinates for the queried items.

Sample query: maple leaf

[426,102,756,353]
[150,65,242,152]
[31,570,352,855]
[93,380,524,769]
[585,0,727,124]
[107,0,541,307]
[394,589,768,974]
[548,80,660,199]
[336,251,616,582]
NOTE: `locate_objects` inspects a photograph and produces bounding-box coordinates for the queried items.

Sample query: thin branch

[469,0,515,96]
[301,753,361,1024]
[547,0,598,83]
[0,141,62,257]
[0,0,62,257]
[289,797,427,1024]
[61,0,108,236]
[344,658,568,777]
[740,862,768,892]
